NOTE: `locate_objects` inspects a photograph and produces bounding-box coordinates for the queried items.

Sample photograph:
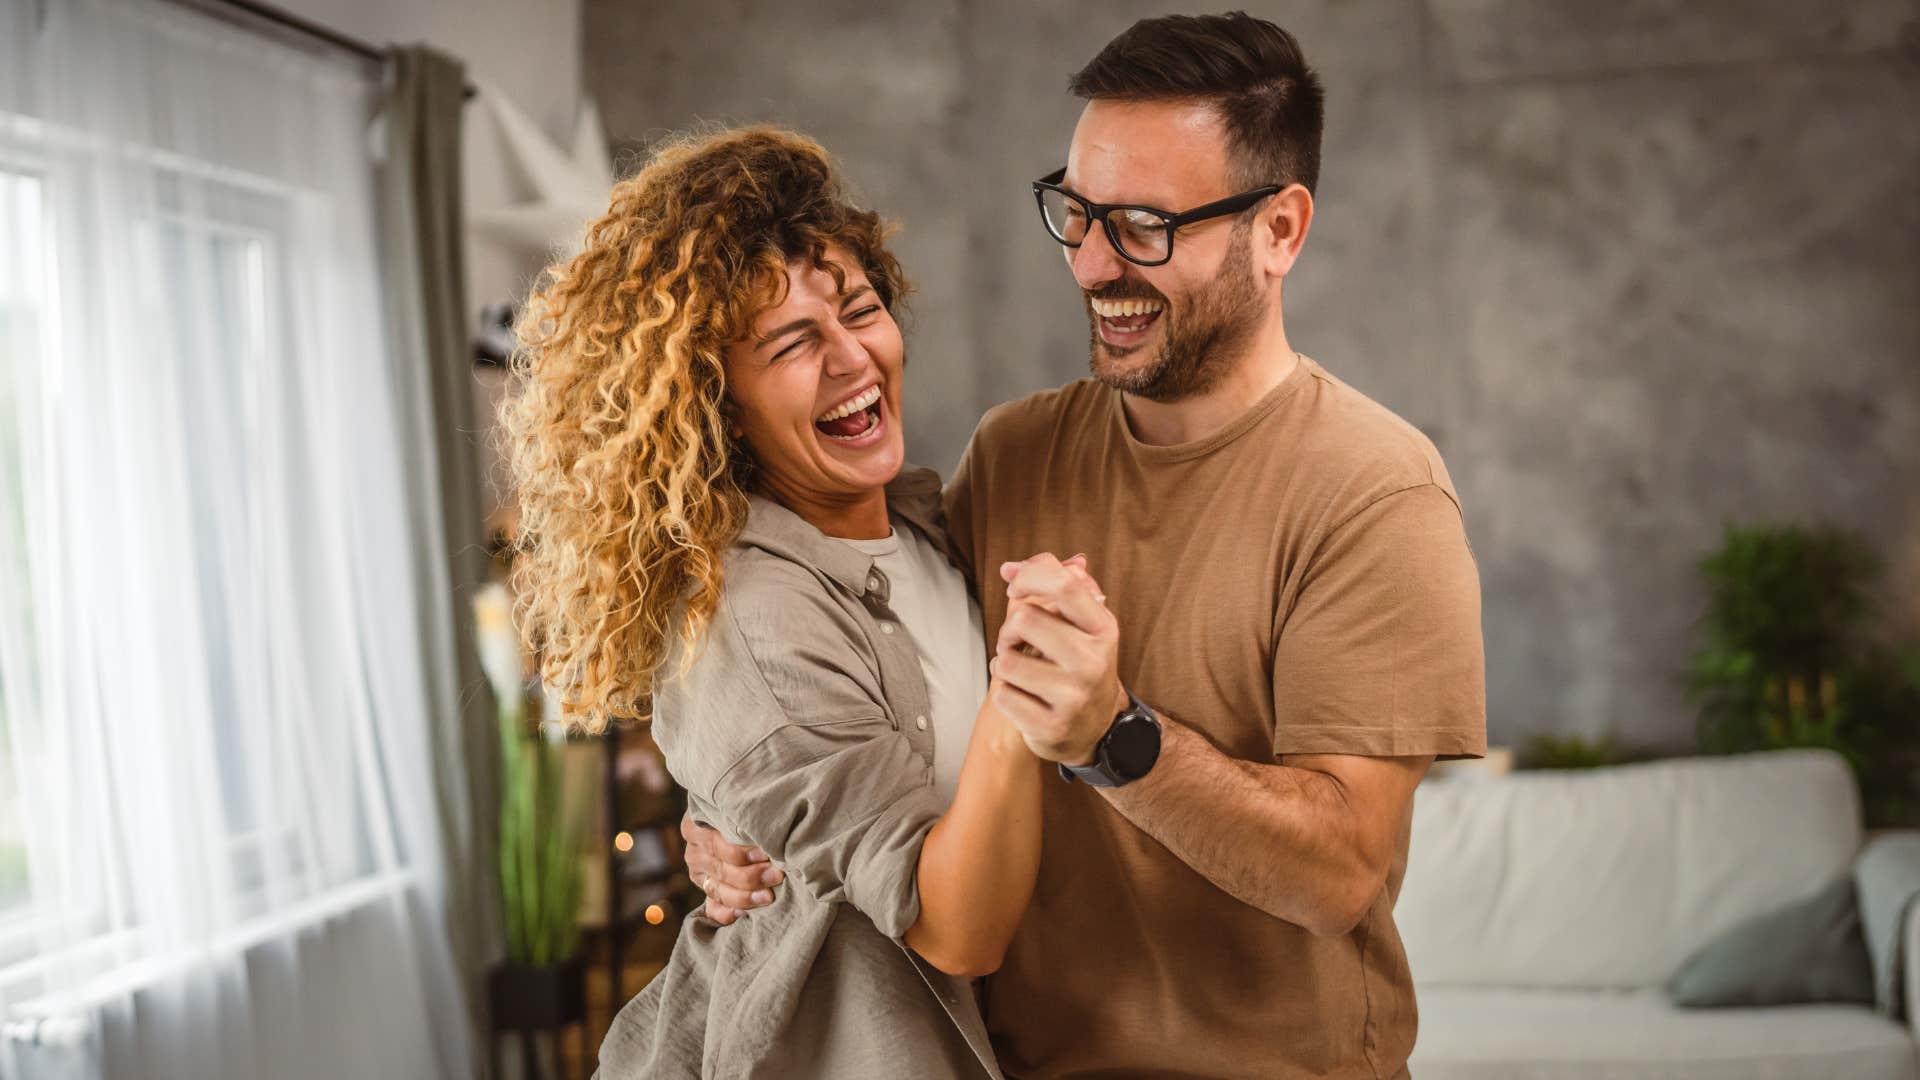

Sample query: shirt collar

[736,465,953,597]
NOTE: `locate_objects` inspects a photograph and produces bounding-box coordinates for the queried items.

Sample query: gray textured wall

[584,0,1920,751]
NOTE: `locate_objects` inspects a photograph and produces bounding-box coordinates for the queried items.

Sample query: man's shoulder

[1292,360,1462,511]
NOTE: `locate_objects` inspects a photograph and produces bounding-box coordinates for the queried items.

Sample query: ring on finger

[699,875,713,896]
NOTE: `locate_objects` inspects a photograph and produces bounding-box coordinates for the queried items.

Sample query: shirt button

[880,623,895,635]
[868,574,881,590]
[915,715,928,731]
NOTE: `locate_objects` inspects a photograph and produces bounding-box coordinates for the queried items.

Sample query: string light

[614,831,633,853]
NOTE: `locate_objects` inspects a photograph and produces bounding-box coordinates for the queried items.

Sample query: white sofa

[1398,749,1920,1080]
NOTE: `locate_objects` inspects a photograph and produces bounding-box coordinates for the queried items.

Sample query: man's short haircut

[1067,11,1325,195]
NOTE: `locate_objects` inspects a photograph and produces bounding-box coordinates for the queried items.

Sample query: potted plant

[474,583,587,1068]
[1686,522,1920,826]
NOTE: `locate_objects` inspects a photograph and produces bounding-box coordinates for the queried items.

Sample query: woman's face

[723,248,906,512]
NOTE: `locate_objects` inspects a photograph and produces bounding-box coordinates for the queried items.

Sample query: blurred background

[1,1,1916,1078]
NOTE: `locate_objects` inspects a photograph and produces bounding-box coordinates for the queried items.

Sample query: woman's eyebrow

[755,316,814,348]
[839,285,875,307]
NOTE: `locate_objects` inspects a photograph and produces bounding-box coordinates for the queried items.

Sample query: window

[0,167,44,925]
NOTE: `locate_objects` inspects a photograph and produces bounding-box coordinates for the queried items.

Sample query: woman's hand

[680,811,784,924]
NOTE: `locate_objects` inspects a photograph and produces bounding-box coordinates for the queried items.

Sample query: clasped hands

[990,552,1129,769]
[684,551,1128,924]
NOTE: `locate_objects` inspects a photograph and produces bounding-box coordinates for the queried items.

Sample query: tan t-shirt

[944,355,1486,1080]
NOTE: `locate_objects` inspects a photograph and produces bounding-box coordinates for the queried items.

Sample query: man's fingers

[701,874,774,912]
[990,648,1074,712]
[682,811,764,866]
[706,836,763,868]
[705,901,742,926]
[990,676,1051,732]
[996,601,1093,670]
[704,855,782,894]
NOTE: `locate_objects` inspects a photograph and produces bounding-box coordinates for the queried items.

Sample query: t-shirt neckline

[1110,353,1316,465]
[838,528,901,558]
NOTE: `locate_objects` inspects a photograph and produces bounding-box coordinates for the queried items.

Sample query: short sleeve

[674,580,945,940]
[1271,484,1486,760]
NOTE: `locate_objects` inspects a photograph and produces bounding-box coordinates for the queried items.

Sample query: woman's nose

[820,324,870,379]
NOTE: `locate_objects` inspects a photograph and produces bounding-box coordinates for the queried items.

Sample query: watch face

[1105,711,1162,780]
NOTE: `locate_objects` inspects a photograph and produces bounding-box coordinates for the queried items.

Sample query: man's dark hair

[1068,11,1324,195]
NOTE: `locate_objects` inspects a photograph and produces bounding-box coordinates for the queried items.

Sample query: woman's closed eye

[771,307,881,361]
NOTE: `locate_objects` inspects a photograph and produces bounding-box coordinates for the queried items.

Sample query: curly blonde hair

[500,126,909,731]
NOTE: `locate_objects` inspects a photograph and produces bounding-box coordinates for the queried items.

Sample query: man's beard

[1087,226,1263,404]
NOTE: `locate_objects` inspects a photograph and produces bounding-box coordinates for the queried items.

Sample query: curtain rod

[177,0,478,100]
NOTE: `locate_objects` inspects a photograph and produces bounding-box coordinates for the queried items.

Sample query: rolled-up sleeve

[672,569,944,940]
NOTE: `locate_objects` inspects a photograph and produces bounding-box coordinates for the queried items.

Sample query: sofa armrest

[1854,830,1920,1032]
[1907,886,1920,1043]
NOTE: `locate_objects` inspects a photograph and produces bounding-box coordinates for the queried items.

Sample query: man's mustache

[1084,283,1168,305]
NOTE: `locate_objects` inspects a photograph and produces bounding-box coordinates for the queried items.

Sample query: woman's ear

[717,395,745,440]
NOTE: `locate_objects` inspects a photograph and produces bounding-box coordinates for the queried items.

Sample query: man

[686,13,1485,1078]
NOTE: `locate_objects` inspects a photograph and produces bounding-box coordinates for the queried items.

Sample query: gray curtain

[376,44,501,1075]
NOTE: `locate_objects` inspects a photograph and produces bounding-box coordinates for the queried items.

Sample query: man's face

[1061,98,1269,402]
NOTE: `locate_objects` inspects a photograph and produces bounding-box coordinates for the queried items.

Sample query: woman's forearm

[904,684,1043,976]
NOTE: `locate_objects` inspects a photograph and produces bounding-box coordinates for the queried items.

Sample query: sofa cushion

[1668,873,1875,1008]
[1398,749,1862,988]
[1410,986,1919,1080]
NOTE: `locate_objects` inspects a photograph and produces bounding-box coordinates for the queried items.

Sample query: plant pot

[489,956,587,1032]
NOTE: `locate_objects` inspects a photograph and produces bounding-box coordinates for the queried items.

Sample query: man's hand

[990,553,1128,765]
[679,810,783,925]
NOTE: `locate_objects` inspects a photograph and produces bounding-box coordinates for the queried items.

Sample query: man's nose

[1069,222,1128,292]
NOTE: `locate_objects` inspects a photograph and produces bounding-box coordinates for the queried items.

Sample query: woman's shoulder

[652,544,886,798]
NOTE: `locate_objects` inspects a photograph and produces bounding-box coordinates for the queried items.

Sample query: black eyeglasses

[1031,167,1281,267]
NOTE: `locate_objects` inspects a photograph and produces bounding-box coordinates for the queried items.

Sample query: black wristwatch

[1058,691,1162,787]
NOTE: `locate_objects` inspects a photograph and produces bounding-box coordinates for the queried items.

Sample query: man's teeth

[1090,298,1165,319]
[816,385,881,422]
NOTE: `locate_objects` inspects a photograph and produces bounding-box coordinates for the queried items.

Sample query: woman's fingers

[1002,556,1112,635]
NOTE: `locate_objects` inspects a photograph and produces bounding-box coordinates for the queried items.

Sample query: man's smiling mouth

[1090,296,1165,343]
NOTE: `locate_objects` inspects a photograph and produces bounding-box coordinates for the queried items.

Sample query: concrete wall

[584,1,1920,751]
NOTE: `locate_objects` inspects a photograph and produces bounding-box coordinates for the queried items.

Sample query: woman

[502,127,1044,1078]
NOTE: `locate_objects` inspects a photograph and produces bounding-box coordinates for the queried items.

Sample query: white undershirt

[839,526,989,806]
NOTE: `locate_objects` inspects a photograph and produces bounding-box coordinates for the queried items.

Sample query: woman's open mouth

[814,383,885,445]
[1090,296,1164,348]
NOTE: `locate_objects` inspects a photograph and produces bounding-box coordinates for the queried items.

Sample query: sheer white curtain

[0,1,473,1077]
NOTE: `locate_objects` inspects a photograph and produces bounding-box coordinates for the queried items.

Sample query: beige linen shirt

[596,466,1001,1080]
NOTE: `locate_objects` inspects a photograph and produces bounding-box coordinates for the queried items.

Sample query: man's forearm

[1096,717,1413,936]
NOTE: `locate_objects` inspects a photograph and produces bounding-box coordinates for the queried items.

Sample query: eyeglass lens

[1038,188,1172,263]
